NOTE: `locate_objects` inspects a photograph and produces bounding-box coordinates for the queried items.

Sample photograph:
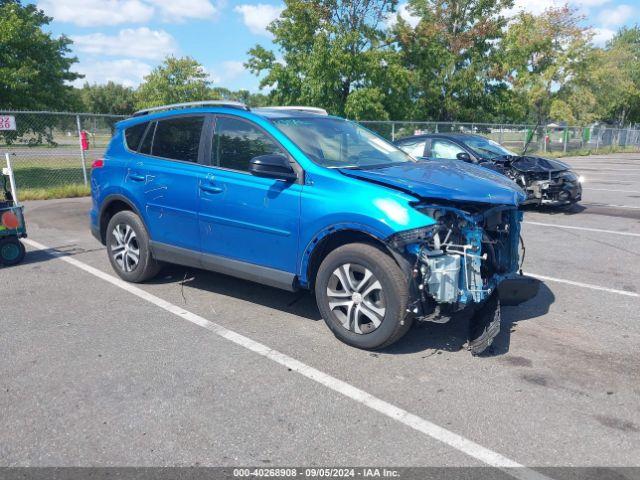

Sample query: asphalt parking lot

[2,153,640,474]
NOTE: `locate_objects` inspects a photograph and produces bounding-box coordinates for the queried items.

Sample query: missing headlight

[388,225,437,249]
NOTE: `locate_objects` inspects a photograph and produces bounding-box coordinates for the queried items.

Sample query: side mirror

[249,154,297,181]
[456,152,473,162]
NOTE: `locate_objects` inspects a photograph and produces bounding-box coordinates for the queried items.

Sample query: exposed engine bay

[481,155,582,206]
[388,202,537,354]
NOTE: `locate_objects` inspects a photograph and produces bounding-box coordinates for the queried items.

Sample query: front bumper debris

[467,290,501,355]
[497,274,540,306]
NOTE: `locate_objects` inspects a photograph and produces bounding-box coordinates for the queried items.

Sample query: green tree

[246,0,405,117]
[79,82,136,115]
[136,56,211,109]
[0,0,80,110]
[210,87,270,107]
[587,27,640,125]
[501,6,593,125]
[393,0,515,122]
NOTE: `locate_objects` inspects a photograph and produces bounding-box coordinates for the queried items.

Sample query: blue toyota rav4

[91,101,537,353]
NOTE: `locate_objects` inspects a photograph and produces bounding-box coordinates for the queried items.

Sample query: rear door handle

[129,172,146,182]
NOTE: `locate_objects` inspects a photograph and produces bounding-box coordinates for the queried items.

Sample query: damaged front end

[388,202,539,354]
[486,156,583,206]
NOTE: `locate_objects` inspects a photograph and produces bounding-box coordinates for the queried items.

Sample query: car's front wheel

[106,210,160,283]
[315,243,412,349]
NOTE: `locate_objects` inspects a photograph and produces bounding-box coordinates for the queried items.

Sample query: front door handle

[199,184,223,194]
[128,172,146,182]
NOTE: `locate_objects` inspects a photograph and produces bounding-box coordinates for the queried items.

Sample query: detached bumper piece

[497,274,540,306]
[466,275,540,355]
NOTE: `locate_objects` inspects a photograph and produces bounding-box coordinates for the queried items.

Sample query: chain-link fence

[360,121,640,155]
[2,111,640,200]
[0,111,125,199]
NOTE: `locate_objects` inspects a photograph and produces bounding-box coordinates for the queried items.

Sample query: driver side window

[214,116,285,172]
[430,139,466,160]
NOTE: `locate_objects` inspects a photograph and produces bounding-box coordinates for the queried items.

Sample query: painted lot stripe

[583,202,640,210]
[524,221,640,237]
[22,239,551,480]
[581,174,640,178]
[577,168,640,171]
[526,273,640,298]
[585,188,640,193]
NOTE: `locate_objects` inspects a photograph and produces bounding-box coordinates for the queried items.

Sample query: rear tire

[0,237,25,266]
[106,210,160,283]
[315,243,412,350]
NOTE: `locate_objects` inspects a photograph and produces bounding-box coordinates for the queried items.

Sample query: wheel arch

[300,224,409,289]
[98,194,143,244]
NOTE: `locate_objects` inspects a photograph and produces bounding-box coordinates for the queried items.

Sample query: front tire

[106,210,160,283]
[315,243,412,350]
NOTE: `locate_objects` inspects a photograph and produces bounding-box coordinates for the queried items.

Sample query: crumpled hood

[506,155,570,173]
[340,160,526,206]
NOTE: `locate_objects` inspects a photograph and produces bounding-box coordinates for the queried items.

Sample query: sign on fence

[0,115,16,131]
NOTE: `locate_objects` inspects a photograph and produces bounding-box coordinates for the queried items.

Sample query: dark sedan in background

[394,133,583,207]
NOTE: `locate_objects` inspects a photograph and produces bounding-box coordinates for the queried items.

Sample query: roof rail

[133,100,249,117]
[261,106,328,115]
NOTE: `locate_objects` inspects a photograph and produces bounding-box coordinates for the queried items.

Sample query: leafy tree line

[1,0,639,126]
[248,0,640,126]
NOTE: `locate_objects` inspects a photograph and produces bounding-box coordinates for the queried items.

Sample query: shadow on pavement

[12,243,104,268]
[149,264,324,321]
[522,203,586,215]
[150,264,555,357]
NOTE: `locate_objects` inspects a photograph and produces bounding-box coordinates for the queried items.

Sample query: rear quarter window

[124,122,147,151]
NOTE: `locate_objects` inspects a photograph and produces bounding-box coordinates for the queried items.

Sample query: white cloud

[38,0,153,27]
[38,0,219,26]
[72,28,177,60]
[598,4,635,27]
[507,0,612,17]
[572,0,612,6]
[72,59,153,88]
[220,60,246,80]
[146,0,220,22]
[591,27,616,45]
[207,60,248,85]
[386,3,420,28]
[234,4,283,36]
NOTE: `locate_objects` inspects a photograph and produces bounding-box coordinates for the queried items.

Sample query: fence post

[391,122,395,142]
[563,126,568,154]
[76,114,88,186]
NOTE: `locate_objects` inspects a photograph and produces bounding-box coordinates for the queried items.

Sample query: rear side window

[124,122,147,151]
[151,116,204,162]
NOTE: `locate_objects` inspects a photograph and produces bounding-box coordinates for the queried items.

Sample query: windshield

[464,137,517,159]
[272,117,416,168]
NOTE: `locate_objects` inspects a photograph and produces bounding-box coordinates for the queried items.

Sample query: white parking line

[586,188,640,193]
[526,273,640,298]
[23,238,551,480]
[583,202,640,209]
[524,221,640,237]
[577,168,640,172]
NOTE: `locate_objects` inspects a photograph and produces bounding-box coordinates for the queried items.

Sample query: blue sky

[39,0,639,93]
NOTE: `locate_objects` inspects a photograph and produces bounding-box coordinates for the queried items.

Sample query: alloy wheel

[111,224,140,273]
[326,263,386,334]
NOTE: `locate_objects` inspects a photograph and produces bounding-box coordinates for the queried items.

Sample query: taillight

[92,159,104,169]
